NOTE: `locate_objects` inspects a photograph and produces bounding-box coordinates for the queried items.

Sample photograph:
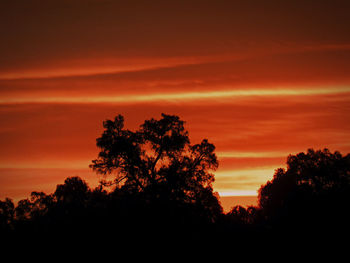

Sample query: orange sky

[1,1,350,210]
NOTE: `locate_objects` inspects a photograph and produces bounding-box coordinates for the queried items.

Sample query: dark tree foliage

[0,198,14,233]
[0,114,223,246]
[225,205,261,225]
[1,115,349,251]
[90,113,222,224]
[258,148,350,235]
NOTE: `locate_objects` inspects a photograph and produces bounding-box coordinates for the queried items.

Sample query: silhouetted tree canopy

[89,113,222,220]
[0,198,14,233]
[1,114,349,250]
[258,148,350,233]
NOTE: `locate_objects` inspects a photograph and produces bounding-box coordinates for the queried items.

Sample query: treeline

[1,114,350,246]
[1,176,223,241]
[2,149,349,241]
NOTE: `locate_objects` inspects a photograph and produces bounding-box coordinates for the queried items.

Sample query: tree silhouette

[226,205,262,225]
[258,148,350,234]
[0,198,14,233]
[55,176,90,204]
[14,191,54,223]
[90,113,222,222]
[1,113,349,249]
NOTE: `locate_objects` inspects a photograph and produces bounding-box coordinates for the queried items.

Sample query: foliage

[0,198,14,232]
[1,115,350,246]
[258,148,350,231]
[90,113,222,221]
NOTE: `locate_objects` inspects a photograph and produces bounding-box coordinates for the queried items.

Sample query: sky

[1,0,350,210]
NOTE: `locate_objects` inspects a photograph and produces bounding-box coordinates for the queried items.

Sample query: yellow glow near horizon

[217,151,295,158]
[218,190,258,196]
[213,167,279,195]
[0,159,278,197]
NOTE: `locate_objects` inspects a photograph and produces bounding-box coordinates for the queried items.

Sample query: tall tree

[90,114,221,215]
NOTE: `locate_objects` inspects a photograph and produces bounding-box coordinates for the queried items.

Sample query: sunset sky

[1,0,350,210]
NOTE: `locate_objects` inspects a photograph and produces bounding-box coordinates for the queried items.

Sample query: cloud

[1,93,349,171]
[214,167,277,195]
[2,0,350,70]
[1,42,350,81]
[0,55,233,80]
[1,86,349,104]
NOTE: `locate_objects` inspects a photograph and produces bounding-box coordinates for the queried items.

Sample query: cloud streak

[1,42,350,80]
[1,86,349,104]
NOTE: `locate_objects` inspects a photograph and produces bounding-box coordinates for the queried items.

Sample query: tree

[258,148,350,231]
[0,198,14,231]
[14,192,54,222]
[55,176,90,205]
[90,114,222,221]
